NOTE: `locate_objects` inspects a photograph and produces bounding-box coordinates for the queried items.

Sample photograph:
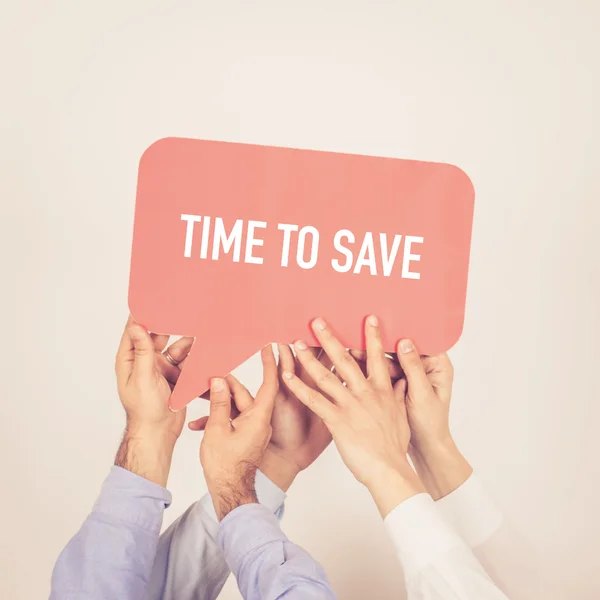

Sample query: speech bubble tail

[168,337,269,411]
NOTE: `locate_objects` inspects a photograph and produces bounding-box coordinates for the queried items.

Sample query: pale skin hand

[395,344,473,500]
[189,345,333,492]
[350,346,473,500]
[114,316,194,487]
[197,346,279,521]
[282,316,426,518]
[260,345,334,491]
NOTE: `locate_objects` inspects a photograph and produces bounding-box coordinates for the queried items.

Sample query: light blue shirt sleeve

[49,466,170,600]
[218,503,336,600]
[145,469,287,600]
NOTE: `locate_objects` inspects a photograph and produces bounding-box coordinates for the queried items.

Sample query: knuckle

[211,397,229,409]
[316,369,336,387]
[305,389,319,408]
[340,351,356,366]
[404,353,421,367]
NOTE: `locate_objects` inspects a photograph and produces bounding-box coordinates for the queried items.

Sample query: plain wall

[1,0,599,598]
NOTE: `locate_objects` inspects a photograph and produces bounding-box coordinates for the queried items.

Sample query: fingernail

[211,378,224,392]
[282,371,293,380]
[399,339,415,354]
[294,340,308,351]
[313,317,326,331]
[367,315,379,327]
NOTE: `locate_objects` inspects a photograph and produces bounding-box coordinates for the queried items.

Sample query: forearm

[258,449,300,492]
[144,501,228,600]
[365,461,427,519]
[115,422,177,488]
[145,470,288,600]
[385,494,508,600]
[208,468,259,521]
[409,437,472,500]
[435,473,544,599]
[219,504,335,600]
[50,467,170,600]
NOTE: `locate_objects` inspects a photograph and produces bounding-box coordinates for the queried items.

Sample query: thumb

[128,323,156,380]
[395,339,432,397]
[207,378,232,428]
[255,345,278,417]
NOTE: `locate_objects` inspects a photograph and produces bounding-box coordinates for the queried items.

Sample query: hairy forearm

[208,465,259,521]
[115,422,176,488]
[409,438,473,500]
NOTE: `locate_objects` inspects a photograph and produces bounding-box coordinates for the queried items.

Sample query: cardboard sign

[129,137,474,410]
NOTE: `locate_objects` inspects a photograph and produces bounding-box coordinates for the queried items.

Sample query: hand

[198,346,279,521]
[258,345,333,491]
[283,316,425,518]
[189,345,334,491]
[114,316,193,486]
[394,342,472,500]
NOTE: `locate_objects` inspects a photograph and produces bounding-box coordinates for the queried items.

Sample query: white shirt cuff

[436,473,503,547]
[200,469,287,522]
[384,493,465,575]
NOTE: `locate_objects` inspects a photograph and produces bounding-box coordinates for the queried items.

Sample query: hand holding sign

[128,138,474,411]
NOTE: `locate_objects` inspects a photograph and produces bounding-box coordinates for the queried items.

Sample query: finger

[393,378,409,416]
[207,378,231,428]
[281,370,338,424]
[255,344,278,414]
[350,349,404,381]
[297,346,336,382]
[294,340,355,405]
[188,416,209,431]
[349,348,367,361]
[163,336,195,365]
[386,356,404,381]
[396,339,432,396]
[115,316,135,381]
[226,373,254,412]
[314,346,334,370]
[156,358,180,386]
[422,353,454,403]
[310,318,367,392]
[365,315,392,392]
[156,337,196,385]
[393,377,407,400]
[277,344,296,378]
[151,333,170,353]
[128,323,156,380]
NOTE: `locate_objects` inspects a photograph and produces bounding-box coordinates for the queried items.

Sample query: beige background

[1,0,599,598]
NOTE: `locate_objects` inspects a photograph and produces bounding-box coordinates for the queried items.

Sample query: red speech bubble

[129,138,474,411]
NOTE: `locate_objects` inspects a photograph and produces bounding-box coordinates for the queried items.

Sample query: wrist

[114,425,176,488]
[259,450,300,492]
[409,437,472,500]
[365,461,427,518]
[207,468,259,521]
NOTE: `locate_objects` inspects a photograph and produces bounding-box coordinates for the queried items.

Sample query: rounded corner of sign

[444,317,466,352]
[138,137,177,168]
[442,162,476,201]
[126,290,143,322]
